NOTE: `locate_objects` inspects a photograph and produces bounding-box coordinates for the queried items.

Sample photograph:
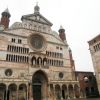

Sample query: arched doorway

[32,70,48,100]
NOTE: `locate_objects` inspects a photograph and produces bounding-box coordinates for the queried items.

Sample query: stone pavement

[71,98,100,100]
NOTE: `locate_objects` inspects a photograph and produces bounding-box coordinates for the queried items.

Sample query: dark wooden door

[33,84,41,100]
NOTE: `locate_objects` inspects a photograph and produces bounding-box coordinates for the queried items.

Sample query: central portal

[33,84,41,100]
[32,70,48,100]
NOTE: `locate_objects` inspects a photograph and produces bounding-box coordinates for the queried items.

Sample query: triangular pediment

[21,13,53,26]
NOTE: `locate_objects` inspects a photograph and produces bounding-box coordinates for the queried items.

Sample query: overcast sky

[0,0,100,72]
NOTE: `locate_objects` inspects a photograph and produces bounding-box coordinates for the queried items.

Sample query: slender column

[6,85,8,100]
[47,84,50,100]
[84,89,86,98]
[73,84,76,99]
[53,84,56,100]
[60,85,63,100]
[29,82,32,100]
[65,85,68,99]
[67,85,70,100]
[79,86,82,98]
[52,84,55,100]
[17,84,19,100]
[29,83,31,100]
[26,83,28,100]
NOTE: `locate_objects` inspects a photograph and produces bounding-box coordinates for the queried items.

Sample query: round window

[29,34,46,51]
[59,72,64,78]
[5,69,12,76]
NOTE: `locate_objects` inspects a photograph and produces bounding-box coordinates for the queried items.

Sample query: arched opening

[68,84,74,98]
[49,84,54,99]
[32,70,48,100]
[37,57,42,65]
[62,84,67,99]
[55,84,61,100]
[85,87,90,97]
[31,56,36,65]
[0,83,6,100]
[74,84,80,98]
[8,84,17,100]
[18,84,27,100]
[43,58,47,66]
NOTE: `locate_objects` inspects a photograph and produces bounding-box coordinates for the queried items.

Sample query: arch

[32,70,48,83]
[43,58,47,66]
[37,57,42,65]
[0,83,6,100]
[8,83,17,100]
[55,84,61,100]
[74,84,80,98]
[62,84,67,99]
[68,84,74,98]
[55,84,61,91]
[32,70,48,100]
[19,84,27,90]
[18,84,27,100]
[8,83,17,91]
[31,56,36,65]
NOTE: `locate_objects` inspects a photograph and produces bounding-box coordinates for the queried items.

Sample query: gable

[21,13,53,26]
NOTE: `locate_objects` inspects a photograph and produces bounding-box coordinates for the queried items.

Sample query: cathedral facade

[0,4,81,100]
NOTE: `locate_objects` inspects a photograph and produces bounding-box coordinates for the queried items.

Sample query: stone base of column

[68,96,70,99]
[30,97,33,100]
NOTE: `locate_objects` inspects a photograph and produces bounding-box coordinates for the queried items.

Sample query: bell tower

[58,26,66,41]
[0,8,11,29]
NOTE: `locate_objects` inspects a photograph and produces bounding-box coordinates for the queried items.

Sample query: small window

[11,38,15,43]
[60,47,62,50]
[59,72,64,79]
[56,46,59,49]
[18,39,22,44]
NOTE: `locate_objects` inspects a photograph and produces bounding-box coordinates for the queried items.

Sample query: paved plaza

[71,98,100,100]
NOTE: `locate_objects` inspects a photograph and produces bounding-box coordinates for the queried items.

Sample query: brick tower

[0,8,11,28]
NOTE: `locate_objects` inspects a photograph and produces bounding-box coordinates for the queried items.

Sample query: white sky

[0,0,100,72]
